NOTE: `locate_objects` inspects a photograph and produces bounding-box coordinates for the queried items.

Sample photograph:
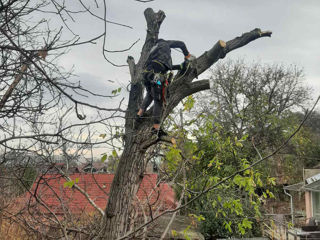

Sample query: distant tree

[287,111,320,169]
[198,60,309,146]
[155,60,315,237]
[192,60,310,183]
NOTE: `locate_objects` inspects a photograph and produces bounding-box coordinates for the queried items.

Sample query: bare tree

[0,0,130,168]
[196,59,310,145]
[1,0,275,238]
[0,1,129,238]
[100,8,272,239]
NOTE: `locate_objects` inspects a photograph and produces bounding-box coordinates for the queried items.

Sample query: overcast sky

[31,0,319,158]
[56,0,320,112]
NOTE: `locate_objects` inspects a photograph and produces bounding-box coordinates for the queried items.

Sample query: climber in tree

[135,38,195,137]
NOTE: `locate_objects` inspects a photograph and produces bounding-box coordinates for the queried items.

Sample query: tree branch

[166,28,272,117]
[197,28,272,76]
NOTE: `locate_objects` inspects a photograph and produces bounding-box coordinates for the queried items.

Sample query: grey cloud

[59,0,320,103]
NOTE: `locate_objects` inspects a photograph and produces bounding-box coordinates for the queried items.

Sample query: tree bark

[101,7,271,239]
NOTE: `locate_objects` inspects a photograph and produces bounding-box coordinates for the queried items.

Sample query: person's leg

[150,84,167,137]
[138,62,168,135]
[137,77,152,117]
[139,88,152,116]
[134,80,153,129]
[151,83,162,128]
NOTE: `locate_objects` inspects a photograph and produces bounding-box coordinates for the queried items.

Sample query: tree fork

[101,8,271,239]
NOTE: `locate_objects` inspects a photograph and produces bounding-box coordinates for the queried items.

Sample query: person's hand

[185,53,196,61]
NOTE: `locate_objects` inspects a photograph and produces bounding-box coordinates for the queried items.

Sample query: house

[284,169,320,224]
[46,162,81,174]
[11,173,176,237]
[14,173,176,215]
[280,168,320,238]
[79,160,158,174]
[80,162,109,173]
[9,173,205,239]
[302,169,320,223]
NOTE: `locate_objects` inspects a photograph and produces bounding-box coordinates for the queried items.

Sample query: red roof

[16,173,176,216]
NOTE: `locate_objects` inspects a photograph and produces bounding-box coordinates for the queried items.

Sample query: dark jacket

[145,39,189,70]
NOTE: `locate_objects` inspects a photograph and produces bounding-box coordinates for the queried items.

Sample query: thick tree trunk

[100,8,165,239]
[101,140,146,237]
[101,7,271,239]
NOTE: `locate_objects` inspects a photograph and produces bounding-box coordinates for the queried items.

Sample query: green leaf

[117,87,122,93]
[242,218,252,229]
[224,221,232,233]
[235,141,243,147]
[63,180,75,188]
[267,189,275,198]
[268,177,276,186]
[238,223,245,235]
[99,134,106,138]
[256,177,263,187]
[75,178,79,184]
[183,225,191,240]
[112,150,118,158]
[101,154,107,162]
[189,214,205,222]
[183,95,195,112]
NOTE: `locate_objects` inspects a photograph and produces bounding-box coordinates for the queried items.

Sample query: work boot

[151,127,168,138]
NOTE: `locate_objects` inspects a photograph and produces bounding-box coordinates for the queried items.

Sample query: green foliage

[162,60,313,238]
[99,134,106,138]
[183,95,195,112]
[189,213,205,222]
[63,178,79,188]
[199,210,261,238]
[112,149,118,158]
[99,149,120,172]
[111,87,122,95]
[171,229,178,237]
[101,154,107,163]
[162,111,274,238]
[107,150,120,173]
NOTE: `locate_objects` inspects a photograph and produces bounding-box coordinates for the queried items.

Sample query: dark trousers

[141,61,167,124]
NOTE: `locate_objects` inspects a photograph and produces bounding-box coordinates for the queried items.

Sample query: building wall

[305,191,312,223]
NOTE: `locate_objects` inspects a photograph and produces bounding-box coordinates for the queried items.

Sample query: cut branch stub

[137,8,166,69]
[127,56,136,79]
[224,28,272,56]
[195,28,272,77]
[207,40,226,60]
[144,8,166,42]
